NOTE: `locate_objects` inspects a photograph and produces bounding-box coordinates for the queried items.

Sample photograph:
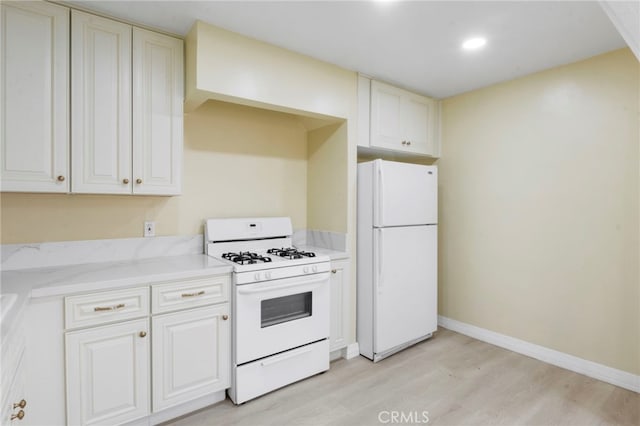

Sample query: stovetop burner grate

[222,251,272,265]
[266,247,317,260]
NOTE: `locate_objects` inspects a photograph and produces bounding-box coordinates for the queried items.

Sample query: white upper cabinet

[1,1,70,192]
[2,5,184,195]
[71,10,132,194]
[364,78,440,158]
[132,28,183,195]
[71,13,183,195]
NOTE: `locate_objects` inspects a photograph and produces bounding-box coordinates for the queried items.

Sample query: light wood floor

[167,329,639,426]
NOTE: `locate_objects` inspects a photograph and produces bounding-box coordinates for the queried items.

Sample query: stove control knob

[312,265,318,273]
[265,272,272,279]
[254,272,261,281]
[303,266,309,274]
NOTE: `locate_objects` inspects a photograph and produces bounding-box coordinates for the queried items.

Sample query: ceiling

[67,1,629,99]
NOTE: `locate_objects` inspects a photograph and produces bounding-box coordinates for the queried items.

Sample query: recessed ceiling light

[462,37,487,50]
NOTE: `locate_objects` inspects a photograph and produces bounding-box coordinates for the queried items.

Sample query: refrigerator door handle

[375,228,384,294]
[376,164,384,226]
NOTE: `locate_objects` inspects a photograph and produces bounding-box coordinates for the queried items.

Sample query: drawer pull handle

[13,400,26,409]
[261,347,312,366]
[11,410,25,421]
[94,303,125,312]
[181,290,205,298]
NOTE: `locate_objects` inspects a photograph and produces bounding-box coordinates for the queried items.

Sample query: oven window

[261,292,312,328]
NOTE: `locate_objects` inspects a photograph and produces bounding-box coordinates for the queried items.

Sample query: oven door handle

[237,272,330,294]
[260,345,313,366]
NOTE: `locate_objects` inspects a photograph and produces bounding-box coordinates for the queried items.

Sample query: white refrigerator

[357,159,438,362]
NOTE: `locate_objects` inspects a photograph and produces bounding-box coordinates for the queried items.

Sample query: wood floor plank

[166,329,639,426]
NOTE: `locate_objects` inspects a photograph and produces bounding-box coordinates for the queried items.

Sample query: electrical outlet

[144,221,155,237]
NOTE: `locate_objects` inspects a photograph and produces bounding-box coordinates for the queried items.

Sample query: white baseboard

[149,391,226,425]
[438,315,640,394]
[345,342,360,360]
[330,342,360,361]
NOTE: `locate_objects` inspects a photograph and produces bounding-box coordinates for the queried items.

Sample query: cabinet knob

[57,175,65,182]
[222,314,229,321]
[13,400,26,409]
[136,178,143,184]
[401,141,407,145]
[331,269,337,274]
[407,141,412,146]
[11,410,25,421]
[139,331,147,338]
[122,178,130,184]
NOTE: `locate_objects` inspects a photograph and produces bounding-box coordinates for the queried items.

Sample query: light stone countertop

[295,245,349,261]
[0,254,233,336]
[0,248,348,337]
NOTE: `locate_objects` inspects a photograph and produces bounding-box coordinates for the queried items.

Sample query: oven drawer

[151,274,229,314]
[65,287,149,330]
[233,339,329,404]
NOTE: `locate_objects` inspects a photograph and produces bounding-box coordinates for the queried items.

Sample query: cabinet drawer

[65,287,149,330]
[151,275,230,314]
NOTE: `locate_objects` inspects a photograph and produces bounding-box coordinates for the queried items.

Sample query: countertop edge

[29,264,234,299]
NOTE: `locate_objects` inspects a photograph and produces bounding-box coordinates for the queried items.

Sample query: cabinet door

[1,1,69,192]
[1,352,27,425]
[330,260,351,352]
[357,75,371,148]
[403,93,432,155]
[370,80,404,151]
[65,319,150,425]
[71,10,132,194]
[132,28,183,195]
[152,304,230,411]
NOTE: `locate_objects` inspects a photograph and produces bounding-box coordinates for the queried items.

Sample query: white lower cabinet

[2,351,27,425]
[0,357,30,425]
[329,259,351,352]
[63,275,230,425]
[65,318,150,426]
[152,305,230,411]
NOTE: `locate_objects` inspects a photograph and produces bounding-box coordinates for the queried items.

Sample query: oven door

[235,271,330,365]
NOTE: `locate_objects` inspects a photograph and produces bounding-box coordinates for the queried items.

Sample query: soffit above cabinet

[184,21,355,122]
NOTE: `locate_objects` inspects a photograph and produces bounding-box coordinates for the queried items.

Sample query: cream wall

[0,100,309,243]
[439,48,639,375]
[307,122,349,233]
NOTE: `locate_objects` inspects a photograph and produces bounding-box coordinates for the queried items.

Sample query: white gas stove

[205,217,330,404]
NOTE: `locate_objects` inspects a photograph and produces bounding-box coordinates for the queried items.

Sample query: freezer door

[373,226,437,355]
[373,160,437,227]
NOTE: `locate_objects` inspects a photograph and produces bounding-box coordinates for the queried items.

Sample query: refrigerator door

[373,160,437,227]
[373,225,437,355]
